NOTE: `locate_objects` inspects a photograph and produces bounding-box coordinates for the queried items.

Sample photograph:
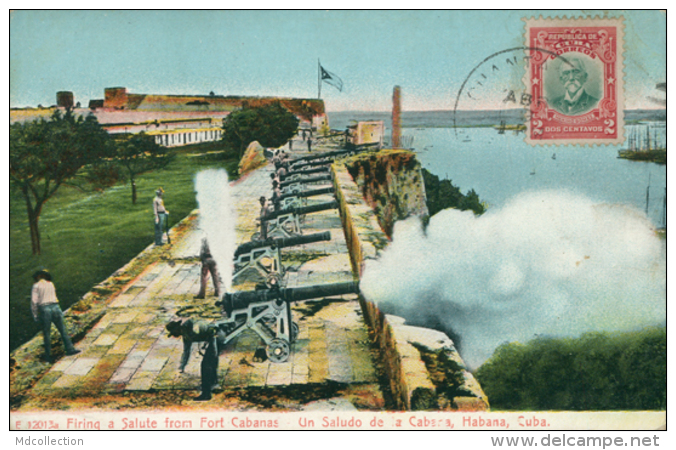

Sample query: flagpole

[318,59,322,99]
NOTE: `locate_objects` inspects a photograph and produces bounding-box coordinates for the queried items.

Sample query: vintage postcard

[9,10,666,439]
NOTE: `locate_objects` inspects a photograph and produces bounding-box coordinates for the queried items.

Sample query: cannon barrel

[289,145,376,166]
[262,200,338,221]
[289,148,354,164]
[279,173,332,188]
[221,280,360,312]
[234,231,331,257]
[288,160,332,172]
[283,165,331,178]
[277,186,334,202]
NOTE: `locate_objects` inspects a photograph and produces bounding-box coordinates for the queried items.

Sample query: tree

[113,132,174,204]
[10,109,114,254]
[221,103,299,158]
[422,168,486,217]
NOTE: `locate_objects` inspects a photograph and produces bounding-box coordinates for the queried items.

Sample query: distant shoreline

[327,109,666,130]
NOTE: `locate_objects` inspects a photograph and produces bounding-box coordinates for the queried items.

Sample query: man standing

[549,57,599,115]
[153,187,169,246]
[166,318,222,401]
[271,180,282,212]
[258,196,271,241]
[195,238,221,299]
[31,269,80,363]
[276,163,288,182]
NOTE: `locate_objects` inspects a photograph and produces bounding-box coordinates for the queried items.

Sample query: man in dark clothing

[258,196,271,241]
[166,318,223,401]
[275,163,287,181]
[271,180,282,212]
[195,238,220,299]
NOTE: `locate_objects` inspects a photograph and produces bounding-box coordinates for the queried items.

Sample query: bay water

[406,125,666,226]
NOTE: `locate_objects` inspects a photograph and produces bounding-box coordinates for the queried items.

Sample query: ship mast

[645,173,651,216]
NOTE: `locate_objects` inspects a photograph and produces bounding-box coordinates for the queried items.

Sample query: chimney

[392,86,401,148]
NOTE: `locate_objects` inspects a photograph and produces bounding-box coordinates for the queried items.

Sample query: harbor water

[405,125,666,227]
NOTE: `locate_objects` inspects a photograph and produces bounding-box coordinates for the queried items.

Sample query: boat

[618,123,666,165]
[495,121,526,134]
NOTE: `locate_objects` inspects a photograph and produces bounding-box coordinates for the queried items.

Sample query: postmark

[524,16,625,145]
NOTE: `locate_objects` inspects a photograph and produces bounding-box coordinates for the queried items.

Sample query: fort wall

[332,150,489,411]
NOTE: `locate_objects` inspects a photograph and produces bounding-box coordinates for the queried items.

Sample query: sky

[9,10,667,111]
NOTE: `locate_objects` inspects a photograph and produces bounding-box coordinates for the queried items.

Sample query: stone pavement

[28,137,380,401]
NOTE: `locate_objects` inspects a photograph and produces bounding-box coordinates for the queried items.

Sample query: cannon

[279,174,333,197]
[279,173,332,189]
[281,165,331,182]
[289,148,355,165]
[289,145,377,168]
[258,200,338,239]
[286,162,331,172]
[233,231,331,284]
[214,280,360,362]
[287,159,334,172]
[277,186,335,210]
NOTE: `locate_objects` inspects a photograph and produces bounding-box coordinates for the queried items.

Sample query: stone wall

[344,149,428,237]
[332,154,489,411]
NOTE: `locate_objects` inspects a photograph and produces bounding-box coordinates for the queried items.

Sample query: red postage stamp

[524,17,625,145]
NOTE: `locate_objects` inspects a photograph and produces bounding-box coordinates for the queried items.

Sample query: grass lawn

[10,143,240,351]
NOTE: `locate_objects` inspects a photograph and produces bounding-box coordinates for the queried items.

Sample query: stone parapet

[332,154,489,411]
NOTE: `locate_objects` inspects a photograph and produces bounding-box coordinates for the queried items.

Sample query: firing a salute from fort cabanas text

[153,187,169,246]
[31,269,81,363]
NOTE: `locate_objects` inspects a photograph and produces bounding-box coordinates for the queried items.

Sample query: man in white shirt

[153,187,169,246]
[31,270,80,363]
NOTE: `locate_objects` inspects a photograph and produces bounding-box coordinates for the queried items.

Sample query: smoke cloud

[195,169,238,294]
[361,190,666,369]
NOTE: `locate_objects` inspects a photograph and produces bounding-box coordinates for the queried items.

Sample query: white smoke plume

[361,190,666,369]
[195,169,238,294]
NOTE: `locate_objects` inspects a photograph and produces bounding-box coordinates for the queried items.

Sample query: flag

[320,65,343,92]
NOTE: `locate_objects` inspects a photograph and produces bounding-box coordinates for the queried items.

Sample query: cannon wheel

[266,272,283,288]
[266,338,291,363]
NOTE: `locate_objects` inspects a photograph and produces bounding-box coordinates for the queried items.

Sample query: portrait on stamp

[545,54,602,116]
